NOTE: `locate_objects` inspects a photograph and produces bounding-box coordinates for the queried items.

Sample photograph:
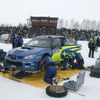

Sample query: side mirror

[51,45,56,49]
[60,47,62,49]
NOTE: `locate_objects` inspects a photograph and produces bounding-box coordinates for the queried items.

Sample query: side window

[64,37,76,45]
[52,38,61,48]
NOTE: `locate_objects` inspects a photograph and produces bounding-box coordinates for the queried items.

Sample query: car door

[51,38,62,56]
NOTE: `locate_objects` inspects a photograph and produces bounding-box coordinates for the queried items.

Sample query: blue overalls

[42,56,57,84]
[74,53,84,69]
[68,58,75,68]
[14,36,23,47]
[61,49,76,70]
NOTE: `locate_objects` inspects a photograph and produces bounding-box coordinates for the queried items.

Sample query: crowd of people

[0,26,100,41]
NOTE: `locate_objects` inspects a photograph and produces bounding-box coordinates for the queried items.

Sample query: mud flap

[7,66,32,79]
[14,71,32,79]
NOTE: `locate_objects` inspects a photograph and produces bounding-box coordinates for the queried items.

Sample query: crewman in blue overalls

[72,53,84,69]
[61,49,76,70]
[14,33,23,47]
[41,56,57,84]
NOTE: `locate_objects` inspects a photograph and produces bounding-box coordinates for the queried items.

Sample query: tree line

[58,18,100,31]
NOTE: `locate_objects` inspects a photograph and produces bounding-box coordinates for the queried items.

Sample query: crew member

[41,56,57,84]
[73,53,84,69]
[61,49,76,70]
[14,33,23,47]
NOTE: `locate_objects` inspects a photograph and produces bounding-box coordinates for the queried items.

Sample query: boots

[52,77,58,85]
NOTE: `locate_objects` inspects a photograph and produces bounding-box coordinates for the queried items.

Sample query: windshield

[25,37,52,48]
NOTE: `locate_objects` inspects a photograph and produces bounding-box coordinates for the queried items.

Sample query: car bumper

[5,59,41,71]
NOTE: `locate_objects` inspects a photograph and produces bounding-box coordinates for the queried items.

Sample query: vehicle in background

[0,34,11,43]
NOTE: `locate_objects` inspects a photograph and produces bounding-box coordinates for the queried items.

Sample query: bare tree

[86,19,90,30]
[69,18,75,29]
[90,20,97,30]
[81,19,87,30]
[58,18,64,29]
[73,21,80,29]
[65,20,68,29]
[27,18,32,28]
[97,21,100,31]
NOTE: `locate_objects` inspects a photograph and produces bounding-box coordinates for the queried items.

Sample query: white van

[0,34,11,43]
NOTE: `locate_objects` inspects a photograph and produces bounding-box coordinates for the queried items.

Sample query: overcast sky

[0,0,100,26]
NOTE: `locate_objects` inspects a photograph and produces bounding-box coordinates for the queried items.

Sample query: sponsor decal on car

[36,56,42,58]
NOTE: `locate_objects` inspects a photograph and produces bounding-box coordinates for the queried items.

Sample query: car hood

[8,46,49,56]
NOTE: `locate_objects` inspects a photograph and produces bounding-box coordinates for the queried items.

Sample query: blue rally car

[5,35,81,72]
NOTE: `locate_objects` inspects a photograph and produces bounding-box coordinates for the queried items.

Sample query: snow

[0,40,100,100]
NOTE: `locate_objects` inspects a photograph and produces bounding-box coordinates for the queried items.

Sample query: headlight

[23,55,35,60]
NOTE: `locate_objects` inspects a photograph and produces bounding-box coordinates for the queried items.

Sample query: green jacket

[90,39,96,45]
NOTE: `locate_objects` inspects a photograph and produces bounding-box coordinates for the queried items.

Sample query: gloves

[76,61,78,64]
[41,61,44,65]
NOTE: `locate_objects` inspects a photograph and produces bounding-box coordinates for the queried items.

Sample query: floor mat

[0,68,83,89]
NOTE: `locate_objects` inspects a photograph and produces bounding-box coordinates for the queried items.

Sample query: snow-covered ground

[0,39,100,100]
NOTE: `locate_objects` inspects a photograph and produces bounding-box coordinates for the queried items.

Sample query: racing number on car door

[52,38,62,55]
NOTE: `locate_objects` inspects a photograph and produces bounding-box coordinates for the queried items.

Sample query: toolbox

[63,70,86,91]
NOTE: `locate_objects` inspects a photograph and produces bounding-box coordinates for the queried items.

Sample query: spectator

[11,34,15,48]
[95,37,100,52]
[88,37,96,58]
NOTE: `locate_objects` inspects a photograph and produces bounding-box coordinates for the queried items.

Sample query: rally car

[5,35,81,71]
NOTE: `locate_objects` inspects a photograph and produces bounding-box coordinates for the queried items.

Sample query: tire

[46,85,68,98]
[90,68,100,78]
[40,55,49,71]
